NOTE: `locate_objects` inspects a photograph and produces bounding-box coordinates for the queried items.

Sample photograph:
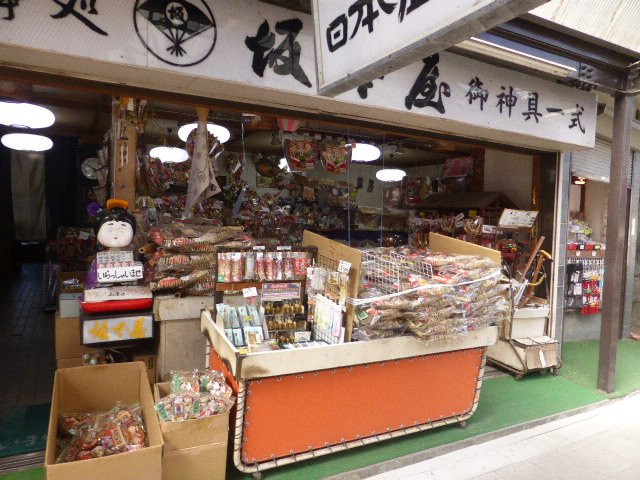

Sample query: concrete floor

[365,393,640,480]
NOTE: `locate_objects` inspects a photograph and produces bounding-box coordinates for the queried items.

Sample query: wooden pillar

[111,97,138,206]
[598,94,634,393]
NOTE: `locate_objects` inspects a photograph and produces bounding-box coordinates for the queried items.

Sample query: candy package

[56,402,146,463]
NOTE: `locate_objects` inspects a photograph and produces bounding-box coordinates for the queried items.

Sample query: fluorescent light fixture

[456,37,577,78]
[279,157,290,172]
[573,177,586,185]
[350,142,380,162]
[178,123,230,143]
[149,146,189,163]
[0,102,55,129]
[1,133,52,151]
[376,168,406,182]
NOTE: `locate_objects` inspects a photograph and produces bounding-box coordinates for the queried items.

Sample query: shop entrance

[0,77,559,467]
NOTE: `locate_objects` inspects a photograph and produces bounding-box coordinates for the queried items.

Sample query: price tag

[482,225,496,234]
[338,260,351,274]
[253,246,266,251]
[277,246,292,251]
[243,287,258,298]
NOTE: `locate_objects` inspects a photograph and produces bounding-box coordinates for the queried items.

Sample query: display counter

[202,310,497,473]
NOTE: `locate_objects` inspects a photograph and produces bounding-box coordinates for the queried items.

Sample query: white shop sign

[83,314,154,344]
[84,286,152,303]
[0,0,594,148]
[312,0,548,96]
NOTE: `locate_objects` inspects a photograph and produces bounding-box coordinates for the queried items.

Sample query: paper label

[253,246,266,251]
[97,250,133,264]
[243,287,258,298]
[277,246,292,251]
[97,262,143,283]
[482,225,497,234]
[84,286,152,303]
[261,282,301,301]
[338,260,352,274]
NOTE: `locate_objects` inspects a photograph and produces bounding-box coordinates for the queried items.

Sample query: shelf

[216,279,305,292]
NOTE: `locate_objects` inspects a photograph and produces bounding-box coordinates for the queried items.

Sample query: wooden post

[111,97,138,206]
[597,94,634,393]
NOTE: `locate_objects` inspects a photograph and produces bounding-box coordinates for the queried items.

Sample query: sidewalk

[364,393,640,480]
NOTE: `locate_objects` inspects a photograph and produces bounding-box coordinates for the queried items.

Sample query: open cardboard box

[46,362,163,480]
[154,382,229,480]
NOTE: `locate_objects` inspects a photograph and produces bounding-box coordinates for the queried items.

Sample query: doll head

[94,199,136,248]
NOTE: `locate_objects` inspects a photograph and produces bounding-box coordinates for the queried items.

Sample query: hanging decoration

[185,108,222,217]
[320,144,351,174]
[284,138,319,171]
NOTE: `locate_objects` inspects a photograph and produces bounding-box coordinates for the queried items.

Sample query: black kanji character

[522,92,542,123]
[246,19,311,88]
[377,0,397,15]
[348,0,379,39]
[50,0,107,36]
[398,0,430,22]
[496,85,517,117]
[405,54,451,114]
[245,20,275,77]
[357,76,385,99]
[326,14,348,52]
[569,104,585,133]
[0,0,19,20]
[465,77,489,111]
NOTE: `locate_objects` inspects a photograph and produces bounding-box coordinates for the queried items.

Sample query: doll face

[97,220,134,248]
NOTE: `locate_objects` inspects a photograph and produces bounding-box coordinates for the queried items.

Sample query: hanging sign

[0,0,594,149]
[498,209,539,229]
[312,0,549,96]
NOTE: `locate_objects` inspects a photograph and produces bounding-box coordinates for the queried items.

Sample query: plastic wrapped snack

[56,402,146,463]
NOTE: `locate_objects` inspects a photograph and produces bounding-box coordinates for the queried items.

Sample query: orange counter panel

[241,347,484,463]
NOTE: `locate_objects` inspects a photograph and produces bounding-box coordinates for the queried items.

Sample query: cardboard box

[153,382,229,480]
[55,313,99,360]
[134,355,157,384]
[59,293,82,318]
[45,362,163,480]
[153,382,229,450]
[162,443,227,480]
[56,357,83,369]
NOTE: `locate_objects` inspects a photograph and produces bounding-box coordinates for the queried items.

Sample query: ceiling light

[456,37,577,78]
[0,102,55,129]
[350,142,380,162]
[178,123,230,143]
[376,168,406,182]
[149,146,189,163]
[1,133,53,151]
[573,177,586,185]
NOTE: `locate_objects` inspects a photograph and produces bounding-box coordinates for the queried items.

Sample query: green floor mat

[562,339,640,397]
[0,404,49,458]
[0,468,44,480]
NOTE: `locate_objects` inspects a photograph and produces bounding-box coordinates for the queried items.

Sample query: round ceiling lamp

[1,133,53,151]
[350,142,380,162]
[149,146,189,163]
[376,168,407,182]
[0,102,55,129]
[178,123,230,143]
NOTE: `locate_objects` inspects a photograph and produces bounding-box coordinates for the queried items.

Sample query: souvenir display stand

[202,231,500,474]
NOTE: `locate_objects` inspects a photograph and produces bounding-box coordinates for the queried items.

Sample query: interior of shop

[0,81,561,475]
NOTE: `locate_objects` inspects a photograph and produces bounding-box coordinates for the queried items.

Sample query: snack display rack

[202,231,500,474]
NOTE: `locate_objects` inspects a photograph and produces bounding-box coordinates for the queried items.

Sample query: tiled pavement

[364,393,640,480]
[0,264,55,409]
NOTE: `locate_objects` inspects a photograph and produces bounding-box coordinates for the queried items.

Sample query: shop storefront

[0,1,605,478]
